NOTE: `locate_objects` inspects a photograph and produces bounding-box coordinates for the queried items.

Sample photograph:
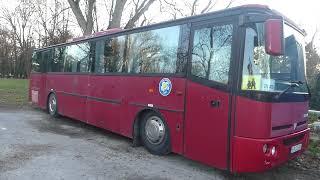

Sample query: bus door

[58,43,91,122]
[184,21,235,169]
[86,40,121,132]
[30,50,49,109]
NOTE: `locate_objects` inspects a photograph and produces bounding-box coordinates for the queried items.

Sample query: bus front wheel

[140,112,171,155]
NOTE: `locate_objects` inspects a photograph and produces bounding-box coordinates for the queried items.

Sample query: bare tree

[1,1,36,78]
[0,28,13,77]
[67,0,96,35]
[68,0,156,35]
[107,0,127,29]
[35,0,73,46]
[106,0,157,29]
[160,0,236,19]
[123,0,156,29]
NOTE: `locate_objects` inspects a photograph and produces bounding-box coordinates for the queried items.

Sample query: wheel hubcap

[49,96,57,114]
[145,116,165,145]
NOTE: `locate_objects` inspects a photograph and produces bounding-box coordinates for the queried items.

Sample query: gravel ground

[0,107,319,180]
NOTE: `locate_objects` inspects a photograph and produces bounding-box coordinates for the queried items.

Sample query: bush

[309,112,319,124]
[308,139,320,157]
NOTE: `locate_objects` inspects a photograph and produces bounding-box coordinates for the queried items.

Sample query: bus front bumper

[232,128,310,173]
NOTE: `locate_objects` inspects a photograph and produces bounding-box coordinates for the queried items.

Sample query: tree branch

[124,0,156,29]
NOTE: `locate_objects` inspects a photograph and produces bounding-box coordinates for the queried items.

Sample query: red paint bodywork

[29,5,311,173]
[30,73,310,173]
[235,97,308,139]
[184,81,230,169]
[232,129,309,172]
[30,73,47,109]
[31,74,186,154]
[265,19,284,56]
[231,96,309,172]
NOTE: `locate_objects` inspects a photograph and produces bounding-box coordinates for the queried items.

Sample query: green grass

[309,112,319,124]
[308,139,320,157]
[0,78,29,107]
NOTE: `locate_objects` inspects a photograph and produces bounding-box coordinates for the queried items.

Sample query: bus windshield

[241,22,308,93]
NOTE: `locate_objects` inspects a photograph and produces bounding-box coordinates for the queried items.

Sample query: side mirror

[265,19,284,56]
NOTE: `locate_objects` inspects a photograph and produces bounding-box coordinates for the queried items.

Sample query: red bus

[29,5,310,173]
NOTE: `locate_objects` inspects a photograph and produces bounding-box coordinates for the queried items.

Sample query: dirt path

[0,107,319,180]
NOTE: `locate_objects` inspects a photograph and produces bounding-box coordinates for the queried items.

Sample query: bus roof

[35,4,303,51]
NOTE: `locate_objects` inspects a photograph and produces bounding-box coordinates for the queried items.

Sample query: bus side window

[191,24,233,84]
[42,50,52,73]
[93,25,187,75]
[94,40,105,73]
[31,52,41,73]
[177,24,190,74]
[92,36,126,74]
[64,42,90,73]
[89,41,96,73]
[127,26,180,74]
[104,36,126,73]
[50,47,65,72]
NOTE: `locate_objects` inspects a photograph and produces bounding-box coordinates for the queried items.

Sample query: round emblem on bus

[159,78,172,96]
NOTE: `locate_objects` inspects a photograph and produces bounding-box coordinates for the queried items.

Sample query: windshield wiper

[275,81,304,99]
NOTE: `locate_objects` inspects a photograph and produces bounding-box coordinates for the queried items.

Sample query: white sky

[145,0,320,49]
[233,0,320,42]
[1,0,320,48]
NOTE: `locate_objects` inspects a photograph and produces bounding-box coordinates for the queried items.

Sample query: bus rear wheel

[140,112,171,155]
[48,93,59,117]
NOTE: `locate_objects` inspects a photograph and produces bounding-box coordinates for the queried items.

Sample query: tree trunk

[108,0,127,29]
[67,0,95,35]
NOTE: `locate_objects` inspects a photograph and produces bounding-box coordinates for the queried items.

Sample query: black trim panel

[87,96,121,104]
[272,124,292,131]
[238,90,310,103]
[59,91,87,98]
[46,72,186,78]
[129,102,184,113]
[188,76,230,93]
[55,91,183,112]
[283,134,305,146]
[57,91,121,104]
[47,72,90,75]
[297,121,307,126]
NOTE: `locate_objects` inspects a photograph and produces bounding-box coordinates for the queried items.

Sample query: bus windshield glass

[241,22,308,93]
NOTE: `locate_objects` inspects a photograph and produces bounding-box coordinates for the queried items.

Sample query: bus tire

[140,112,171,155]
[48,93,59,118]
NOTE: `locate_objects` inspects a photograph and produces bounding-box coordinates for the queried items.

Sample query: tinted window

[191,24,233,84]
[42,50,51,72]
[31,52,42,72]
[94,40,105,73]
[177,24,190,73]
[49,47,65,72]
[88,42,95,72]
[241,23,308,93]
[64,42,91,72]
[94,36,126,73]
[94,25,187,74]
[128,26,180,74]
[106,36,126,72]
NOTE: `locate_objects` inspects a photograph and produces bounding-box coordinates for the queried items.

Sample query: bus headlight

[271,146,276,156]
[263,144,268,153]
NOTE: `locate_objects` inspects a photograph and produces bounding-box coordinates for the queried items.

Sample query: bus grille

[283,134,305,146]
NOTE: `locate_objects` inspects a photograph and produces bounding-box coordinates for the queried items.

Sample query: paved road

[0,107,318,180]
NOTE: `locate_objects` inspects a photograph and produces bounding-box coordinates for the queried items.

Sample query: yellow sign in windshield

[241,75,261,90]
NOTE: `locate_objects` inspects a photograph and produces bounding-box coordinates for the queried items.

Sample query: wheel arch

[132,107,169,147]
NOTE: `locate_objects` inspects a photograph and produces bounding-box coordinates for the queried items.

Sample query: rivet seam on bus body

[147,104,154,107]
